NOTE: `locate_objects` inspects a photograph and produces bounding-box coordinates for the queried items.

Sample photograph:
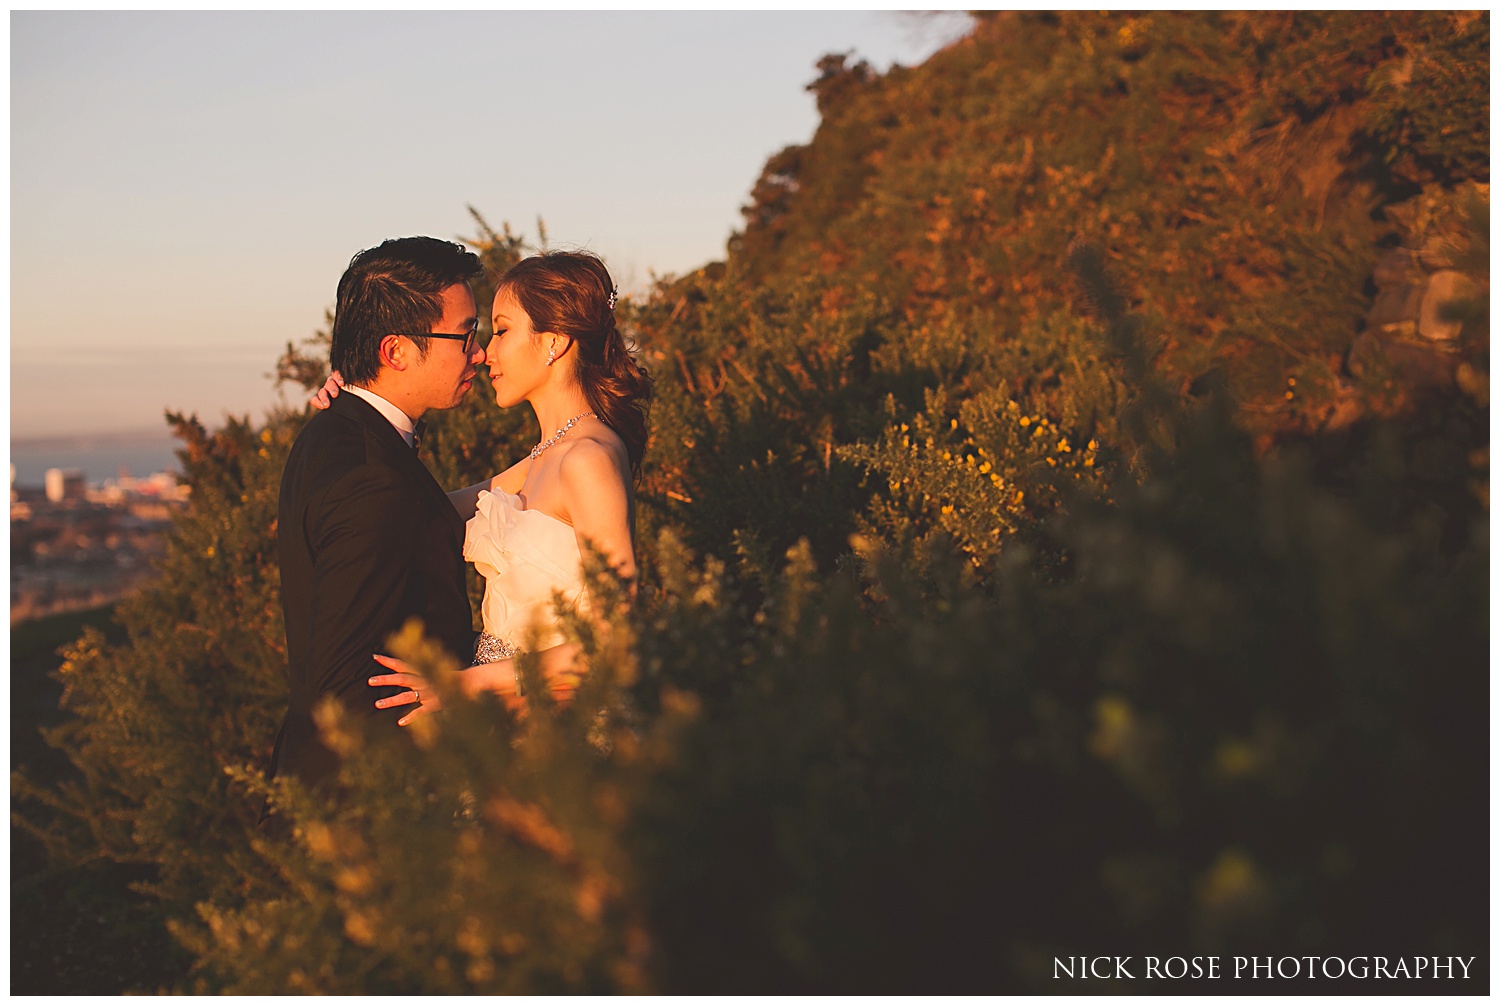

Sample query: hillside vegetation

[15,12,1487,992]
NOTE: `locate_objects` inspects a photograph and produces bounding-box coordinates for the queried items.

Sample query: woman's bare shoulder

[557,427,629,486]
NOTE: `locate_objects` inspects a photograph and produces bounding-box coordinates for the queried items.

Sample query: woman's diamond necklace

[530,411,597,461]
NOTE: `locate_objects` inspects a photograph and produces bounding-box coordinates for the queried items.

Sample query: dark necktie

[411,419,426,451]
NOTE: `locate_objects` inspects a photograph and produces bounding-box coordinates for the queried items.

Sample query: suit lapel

[330,393,466,548]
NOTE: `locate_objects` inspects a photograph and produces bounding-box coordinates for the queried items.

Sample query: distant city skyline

[11,11,974,441]
[11,430,182,487]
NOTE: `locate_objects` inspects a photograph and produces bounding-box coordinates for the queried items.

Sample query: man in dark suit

[268,236,485,793]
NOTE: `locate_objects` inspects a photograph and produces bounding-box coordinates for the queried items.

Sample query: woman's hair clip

[607,286,618,311]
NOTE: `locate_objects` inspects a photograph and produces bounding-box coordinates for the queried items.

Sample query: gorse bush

[15,413,294,911]
[14,11,1487,993]
[172,395,1488,991]
[728,11,1487,438]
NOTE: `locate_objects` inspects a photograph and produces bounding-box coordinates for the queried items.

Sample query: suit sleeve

[304,463,418,708]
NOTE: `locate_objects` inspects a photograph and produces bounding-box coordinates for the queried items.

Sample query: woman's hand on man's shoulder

[311,371,345,411]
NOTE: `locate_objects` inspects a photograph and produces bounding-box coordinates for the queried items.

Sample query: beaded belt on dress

[473,631,518,665]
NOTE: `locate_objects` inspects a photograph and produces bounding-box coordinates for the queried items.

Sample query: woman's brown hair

[497,251,652,475]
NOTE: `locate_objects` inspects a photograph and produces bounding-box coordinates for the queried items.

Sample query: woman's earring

[546,346,556,367]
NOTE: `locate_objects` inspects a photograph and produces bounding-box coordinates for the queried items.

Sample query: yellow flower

[990,473,1002,485]
[1087,439,1097,451]
[302,822,337,861]
[1057,438,1071,453]
[1019,417,1031,427]
[978,461,992,474]
[1199,850,1261,910]
[344,911,378,947]
[941,505,954,515]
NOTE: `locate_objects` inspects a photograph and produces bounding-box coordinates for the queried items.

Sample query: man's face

[407,282,482,413]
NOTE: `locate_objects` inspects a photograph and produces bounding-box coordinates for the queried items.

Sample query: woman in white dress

[319,251,650,722]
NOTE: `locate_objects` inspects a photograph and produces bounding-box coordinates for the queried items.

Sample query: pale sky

[11,11,973,439]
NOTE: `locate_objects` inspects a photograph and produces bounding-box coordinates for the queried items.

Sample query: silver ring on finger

[413,689,421,703]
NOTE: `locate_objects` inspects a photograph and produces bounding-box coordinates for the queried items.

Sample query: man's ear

[378,334,408,372]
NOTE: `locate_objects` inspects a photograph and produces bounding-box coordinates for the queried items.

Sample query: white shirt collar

[343,385,417,447]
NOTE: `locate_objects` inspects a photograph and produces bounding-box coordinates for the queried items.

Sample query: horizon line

[11,429,186,449]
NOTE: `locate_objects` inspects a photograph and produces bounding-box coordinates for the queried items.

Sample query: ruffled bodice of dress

[463,489,586,656]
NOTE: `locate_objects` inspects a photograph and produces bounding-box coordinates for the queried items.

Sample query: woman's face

[486,288,550,409]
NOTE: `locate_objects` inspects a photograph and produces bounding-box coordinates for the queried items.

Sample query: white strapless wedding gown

[463,489,587,663]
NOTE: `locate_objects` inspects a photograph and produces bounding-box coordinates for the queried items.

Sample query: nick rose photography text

[1055,956,1478,980]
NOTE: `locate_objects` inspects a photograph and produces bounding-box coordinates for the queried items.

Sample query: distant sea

[10,431,182,487]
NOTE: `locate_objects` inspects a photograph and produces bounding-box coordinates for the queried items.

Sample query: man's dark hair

[329,236,483,386]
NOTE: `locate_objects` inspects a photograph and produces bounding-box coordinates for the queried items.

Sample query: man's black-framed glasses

[395,323,480,355]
